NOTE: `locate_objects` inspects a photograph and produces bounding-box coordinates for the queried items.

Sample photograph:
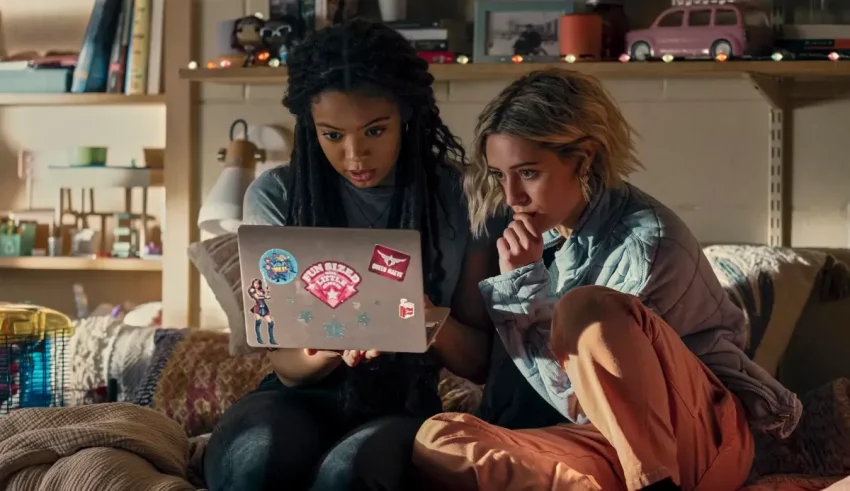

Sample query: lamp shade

[197,166,255,236]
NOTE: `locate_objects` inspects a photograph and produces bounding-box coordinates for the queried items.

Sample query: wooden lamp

[197,119,267,236]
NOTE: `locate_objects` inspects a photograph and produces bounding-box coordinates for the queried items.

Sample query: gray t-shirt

[244,163,489,307]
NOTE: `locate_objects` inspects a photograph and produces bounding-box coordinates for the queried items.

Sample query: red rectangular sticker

[368,245,411,282]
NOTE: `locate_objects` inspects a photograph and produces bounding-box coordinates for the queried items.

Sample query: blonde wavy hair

[464,68,643,237]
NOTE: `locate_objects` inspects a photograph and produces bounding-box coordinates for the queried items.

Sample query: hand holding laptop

[304,348,381,367]
[302,294,441,366]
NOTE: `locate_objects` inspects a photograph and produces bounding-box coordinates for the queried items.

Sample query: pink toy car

[626,3,773,60]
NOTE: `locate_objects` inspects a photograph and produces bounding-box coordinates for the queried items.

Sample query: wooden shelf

[36,167,164,188]
[0,93,165,106]
[0,256,162,271]
[179,61,850,85]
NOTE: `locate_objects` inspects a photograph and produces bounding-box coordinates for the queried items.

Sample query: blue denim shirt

[479,180,803,438]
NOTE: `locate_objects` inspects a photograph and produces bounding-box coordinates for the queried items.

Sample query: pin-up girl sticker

[260,248,299,285]
[248,278,277,345]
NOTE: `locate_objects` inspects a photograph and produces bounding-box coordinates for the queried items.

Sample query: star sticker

[286,297,295,304]
[357,312,370,326]
[299,310,313,323]
[374,299,381,306]
[327,290,339,301]
[323,318,345,338]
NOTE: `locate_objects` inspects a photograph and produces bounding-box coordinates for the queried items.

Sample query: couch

[62,239,850,490]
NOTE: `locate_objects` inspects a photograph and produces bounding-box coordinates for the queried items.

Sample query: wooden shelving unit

[0,256,162,271]
[179,60,850,85]
[0,93,165,106]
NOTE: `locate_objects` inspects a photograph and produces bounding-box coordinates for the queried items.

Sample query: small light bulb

[619,53,630,63]
[715,53,728,62]
[564,54,577,63]
[511,55,523,64]
[456,55,469,64]
[187,61,198,70]
[269,58,281,67]
[662,54,674,63]
[206,61,217,69]
[829,51,840,61]
[771,52,783,61]
[219,59,231,67]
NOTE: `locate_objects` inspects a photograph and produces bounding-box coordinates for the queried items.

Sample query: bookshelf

[179,60,850,85]
[0,256,162,272]
[0,94,165,106]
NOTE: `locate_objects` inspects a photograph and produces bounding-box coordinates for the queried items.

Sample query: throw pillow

[187,234,251,356]
[133,329,271,436]
[703,245,827,377]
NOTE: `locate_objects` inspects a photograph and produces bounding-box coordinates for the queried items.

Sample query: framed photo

[473,1,576,63]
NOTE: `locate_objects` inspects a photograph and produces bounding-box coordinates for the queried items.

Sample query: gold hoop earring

[580,173,591,202]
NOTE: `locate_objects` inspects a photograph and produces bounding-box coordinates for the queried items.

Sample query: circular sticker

[260,249,299,285]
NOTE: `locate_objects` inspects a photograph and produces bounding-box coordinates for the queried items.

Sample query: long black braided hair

[283,19,466,420]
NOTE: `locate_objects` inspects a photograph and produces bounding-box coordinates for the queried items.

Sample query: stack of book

[0,0,164,95]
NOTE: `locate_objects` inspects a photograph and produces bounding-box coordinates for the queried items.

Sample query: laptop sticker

[260,249,299,285]
[298,310,313,324]
[247,278,277,345]
[399,299,415,319]
[357,312,371,326]
[301,261,363,309]
[323,317,346,338]
[368,245,411,282]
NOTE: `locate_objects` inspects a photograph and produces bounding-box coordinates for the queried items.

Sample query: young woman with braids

[203,19,501,491]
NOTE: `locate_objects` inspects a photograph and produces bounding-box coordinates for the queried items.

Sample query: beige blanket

[0,403,195,491]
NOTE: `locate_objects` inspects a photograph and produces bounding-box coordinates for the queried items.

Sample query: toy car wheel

[710,39,733,58]
[630,41,652,61]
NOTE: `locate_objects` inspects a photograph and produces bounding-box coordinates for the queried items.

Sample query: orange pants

[414,286,755,491]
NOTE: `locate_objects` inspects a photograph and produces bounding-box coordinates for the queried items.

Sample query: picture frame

[473,0,576,63]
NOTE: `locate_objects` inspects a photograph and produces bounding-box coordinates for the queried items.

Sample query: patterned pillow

[187,234,251,356]
[132,329,271,436]
[703,245,828,377]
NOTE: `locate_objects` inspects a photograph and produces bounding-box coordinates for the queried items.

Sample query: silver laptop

[237,225,450,353]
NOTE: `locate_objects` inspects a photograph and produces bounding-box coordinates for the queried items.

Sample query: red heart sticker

[301,261,362,309]
[368,245,411,282]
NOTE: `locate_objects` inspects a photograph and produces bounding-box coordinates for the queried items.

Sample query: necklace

[343,184,392,228]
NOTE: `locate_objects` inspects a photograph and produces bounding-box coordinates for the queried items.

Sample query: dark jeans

[204,374,424,491]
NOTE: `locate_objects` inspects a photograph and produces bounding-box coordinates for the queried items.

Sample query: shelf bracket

[744,73,792,247]
[745,73,787,110]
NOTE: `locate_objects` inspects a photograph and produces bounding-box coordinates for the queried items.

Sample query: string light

[206,61,216,69]
[456,55,469,64]
[187,61,198,70]
[828,51,840,61]
[219,59,231,67]
[564,54,577,63]
[512,54,523,63]
[662,54,674,63]
[715,53,728,62]
[619,53,630,63]
[771,52,783,61]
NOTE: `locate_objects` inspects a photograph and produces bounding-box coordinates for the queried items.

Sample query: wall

[0,0,164,315]
[193,0,850,328]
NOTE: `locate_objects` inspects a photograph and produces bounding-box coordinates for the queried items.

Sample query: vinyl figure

[261,16,299,66]
[231,15,266,67]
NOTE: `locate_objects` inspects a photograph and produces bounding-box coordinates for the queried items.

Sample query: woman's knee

[414,413,492,459]
[550,285,639,359]
[204,390,332,490]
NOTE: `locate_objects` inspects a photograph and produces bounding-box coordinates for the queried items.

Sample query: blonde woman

[412,69,802,491]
